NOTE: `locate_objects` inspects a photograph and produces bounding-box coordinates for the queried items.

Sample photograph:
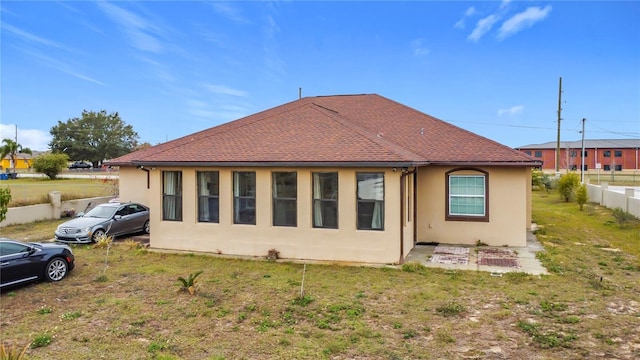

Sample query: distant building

[1,153,34,171]
[516,139,640,171]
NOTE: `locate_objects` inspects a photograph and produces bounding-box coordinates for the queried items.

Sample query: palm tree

[0,138,33,174]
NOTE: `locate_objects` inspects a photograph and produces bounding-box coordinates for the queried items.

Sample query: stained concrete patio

[404,227,548,275]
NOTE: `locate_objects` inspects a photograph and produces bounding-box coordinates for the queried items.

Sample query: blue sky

[1,1,639,152]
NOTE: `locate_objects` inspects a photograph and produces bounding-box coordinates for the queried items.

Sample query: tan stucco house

[107,94,541,265]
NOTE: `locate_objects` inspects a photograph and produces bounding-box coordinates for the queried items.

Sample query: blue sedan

[0,239,75,289]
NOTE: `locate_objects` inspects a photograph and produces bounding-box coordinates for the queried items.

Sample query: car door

[108,205,130,236]
[126,204,147,233]
[0,242,41,287]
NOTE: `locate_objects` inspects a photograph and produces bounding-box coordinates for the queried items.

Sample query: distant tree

[32,153,69,180]
[531,169,545,191]
[0,188,11,222]
[134,142,153,152]
[49,110,139,167]
[557,172,580,202]
[576,183,588,210]
[0,138,32,173]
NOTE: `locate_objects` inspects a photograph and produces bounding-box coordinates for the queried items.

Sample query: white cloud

[468,14,501,42]
[202,84,248,97]
[498,5,552,40]
[97,2,165,53]
[19,48,107,86]
[209,2,249,24]
[498,105,524,116]
[499,0,512,10]
[0,124,51,151]
[410,39,430,56]
[454,6,477,29]
[2,23,71,51]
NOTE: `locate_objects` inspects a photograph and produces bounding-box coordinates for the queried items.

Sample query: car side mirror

[114,215,122,220]
[76,212,85,217]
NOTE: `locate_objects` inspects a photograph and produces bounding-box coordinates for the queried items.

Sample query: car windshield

[83,206,117,219]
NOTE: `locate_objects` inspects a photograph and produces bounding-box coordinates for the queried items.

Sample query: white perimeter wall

[586,183,640,218]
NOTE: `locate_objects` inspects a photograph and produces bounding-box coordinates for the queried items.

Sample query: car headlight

[82,226,92,234]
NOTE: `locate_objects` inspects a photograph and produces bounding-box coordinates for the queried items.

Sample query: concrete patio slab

[404,229,548,275]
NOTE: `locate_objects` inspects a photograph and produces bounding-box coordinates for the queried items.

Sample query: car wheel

[92,229,106,242]
[45,258,68,282]
[143,220,150,234]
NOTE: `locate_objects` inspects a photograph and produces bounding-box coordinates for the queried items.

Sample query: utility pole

[580,118,586,183]
[555,77,562,176]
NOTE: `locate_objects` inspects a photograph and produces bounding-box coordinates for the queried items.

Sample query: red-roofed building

[108,94,541,264]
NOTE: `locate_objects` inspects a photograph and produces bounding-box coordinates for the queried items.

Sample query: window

[197,171,219,223]
[570,165,577,171]
[234,172,256,224]
[582,165,588,171]
[163,171,182,221]
[313,172,338,228]
[603,151,611,157]
[446,169,489,222]
[603,165,611,171]
[583,151,588,157]
[534,151,542,158]
[615,165,622,171]
[272,172,297,227]
[615,150,622,157]
[524,150,532,156]
[569,151,577,158]
[356,173,384,230]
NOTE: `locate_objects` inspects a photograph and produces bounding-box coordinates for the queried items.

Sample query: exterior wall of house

[416,166,530,247]
[133,166,404,264]
[1,157,32,170]
[118,167,152,206]
[520,148,640,171]
[401,172,416,259]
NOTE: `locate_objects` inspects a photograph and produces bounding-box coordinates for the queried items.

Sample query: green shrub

[31,153,69,180]
[177,270,204,295]
[575,183,588,210]
[557,172,579,202]
[435,302,465,317]
[0,188,11,223]
[531,169,545,190]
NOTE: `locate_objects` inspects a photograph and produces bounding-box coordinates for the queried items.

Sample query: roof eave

[427,160,542,167]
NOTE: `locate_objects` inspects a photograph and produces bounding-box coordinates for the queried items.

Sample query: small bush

[30,333,52,349]
[32,153,69,180]
[0,188,11,223]
[575,183,588,210]
[177,270,204,295]
[557,172,579,202]
[611,208,636,228]
[435,302,465,317]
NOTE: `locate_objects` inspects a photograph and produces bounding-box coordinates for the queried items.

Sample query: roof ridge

[309,102,425,162]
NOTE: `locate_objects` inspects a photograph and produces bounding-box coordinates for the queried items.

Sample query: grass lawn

[0,178,117,207]
[0,191,638,359]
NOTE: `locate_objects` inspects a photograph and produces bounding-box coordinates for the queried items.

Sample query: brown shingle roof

[108,94,540,167]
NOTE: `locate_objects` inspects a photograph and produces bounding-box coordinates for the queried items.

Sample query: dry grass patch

[1,178,116,207]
